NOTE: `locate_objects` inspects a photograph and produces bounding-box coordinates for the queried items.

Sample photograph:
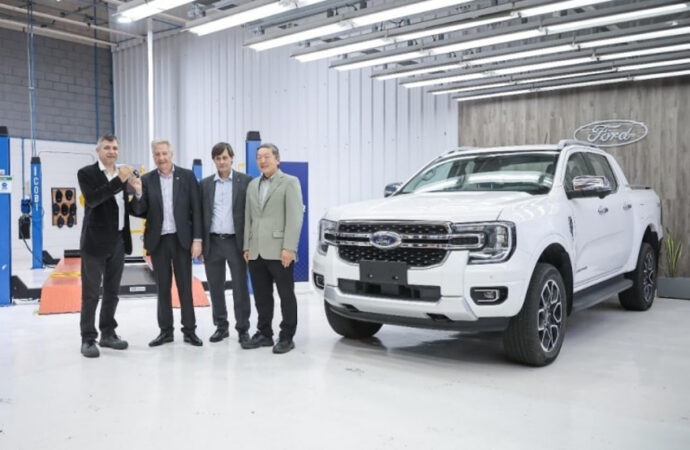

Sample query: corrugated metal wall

[113,29,458,248]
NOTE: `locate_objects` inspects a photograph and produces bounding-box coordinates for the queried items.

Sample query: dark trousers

[80,234,125,343]
[203,235,251,334]
[150,234,196,334]
[248,256,297,341]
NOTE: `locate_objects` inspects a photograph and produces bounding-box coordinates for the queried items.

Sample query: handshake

[117,164,142,195]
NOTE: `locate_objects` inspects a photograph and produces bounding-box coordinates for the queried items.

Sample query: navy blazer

[130,165,202,253]
[77,162,133,256]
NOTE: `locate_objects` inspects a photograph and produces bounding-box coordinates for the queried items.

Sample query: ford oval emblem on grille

[370,231,402,249]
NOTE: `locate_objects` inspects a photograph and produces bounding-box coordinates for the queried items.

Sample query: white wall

[113,28,458,253]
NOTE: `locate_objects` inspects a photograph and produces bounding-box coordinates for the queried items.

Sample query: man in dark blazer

[130,139,204,347]
[200,142,252,344]
[242,143,304,354]
[78,133,134,358]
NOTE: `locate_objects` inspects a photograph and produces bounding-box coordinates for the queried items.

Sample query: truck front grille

[338,222,449,235]
[338,246,447,267]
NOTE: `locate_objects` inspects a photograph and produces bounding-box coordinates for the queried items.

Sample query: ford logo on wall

[370,231,402,249]
[574,120,648,147]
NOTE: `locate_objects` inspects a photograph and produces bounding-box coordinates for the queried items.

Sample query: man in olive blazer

[242,143,304,354]
[200,142,252,344]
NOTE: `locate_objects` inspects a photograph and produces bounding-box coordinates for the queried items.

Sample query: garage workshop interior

[0,0,689,448]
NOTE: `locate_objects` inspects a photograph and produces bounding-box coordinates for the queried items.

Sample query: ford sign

[573,120,648,147]
[370,231,402,249]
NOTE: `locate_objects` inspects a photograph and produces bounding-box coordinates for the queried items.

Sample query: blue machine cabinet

[0,127,11,305]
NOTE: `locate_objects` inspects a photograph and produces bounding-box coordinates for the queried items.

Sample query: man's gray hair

[151,139,172,151]
[257,143,280,160]
[97,133,118,148]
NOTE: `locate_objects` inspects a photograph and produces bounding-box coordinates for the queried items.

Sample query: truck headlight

[318,219,338,254]
[451,222,515,264]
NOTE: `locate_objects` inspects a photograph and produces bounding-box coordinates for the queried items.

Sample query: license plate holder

[359,260,408,285]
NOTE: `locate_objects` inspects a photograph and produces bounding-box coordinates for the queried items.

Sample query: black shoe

[272,339,295,354]
[81,341,100,358]
[99,334,128,350]
[183,332,203,346]
[209,328,230,343]
[241,332,274,350]
[149,332,174,347]
[238,332,250,345]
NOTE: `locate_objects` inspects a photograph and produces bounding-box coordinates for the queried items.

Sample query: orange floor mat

[39,258,209,315]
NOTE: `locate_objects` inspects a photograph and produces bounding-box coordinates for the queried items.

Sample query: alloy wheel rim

[538,279,562,353]
[642,252,656,303]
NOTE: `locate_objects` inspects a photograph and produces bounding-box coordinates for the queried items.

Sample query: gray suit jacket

[244,169,304,261]
[200,169,252,258]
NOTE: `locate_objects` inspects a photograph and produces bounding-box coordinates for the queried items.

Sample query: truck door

[565,152,620,285]
[583,152,634,273]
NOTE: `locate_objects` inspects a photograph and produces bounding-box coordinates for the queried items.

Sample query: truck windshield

[400,151,560,195]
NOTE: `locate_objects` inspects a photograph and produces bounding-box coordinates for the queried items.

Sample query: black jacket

[130,165,202,253]
[77,162,133,256]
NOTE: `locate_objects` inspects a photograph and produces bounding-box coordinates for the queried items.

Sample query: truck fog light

[471,287,508,304]
[313,272,325,290]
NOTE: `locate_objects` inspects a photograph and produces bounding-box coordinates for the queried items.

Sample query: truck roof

[442,140,600,158]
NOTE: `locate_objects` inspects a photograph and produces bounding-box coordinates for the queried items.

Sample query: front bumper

[312,245,531,323]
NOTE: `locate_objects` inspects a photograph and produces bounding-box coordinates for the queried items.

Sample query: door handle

[623,203,632,211]
[598,206,609,215]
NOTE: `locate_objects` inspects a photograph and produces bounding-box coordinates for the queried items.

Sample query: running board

[572,276,633,313]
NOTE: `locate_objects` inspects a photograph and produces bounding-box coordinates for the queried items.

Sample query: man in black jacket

[78,133,134,358]
[130,139,204,347]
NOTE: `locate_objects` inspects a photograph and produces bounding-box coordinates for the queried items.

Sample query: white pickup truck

[312,140,662,366]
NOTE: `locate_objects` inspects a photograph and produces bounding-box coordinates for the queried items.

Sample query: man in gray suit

[200,142,252,344]
[242,143,304,354]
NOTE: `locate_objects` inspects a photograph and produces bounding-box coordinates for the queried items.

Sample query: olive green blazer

[243,169,304,261]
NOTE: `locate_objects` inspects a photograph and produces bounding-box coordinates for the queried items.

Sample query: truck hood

[325,191,537,223]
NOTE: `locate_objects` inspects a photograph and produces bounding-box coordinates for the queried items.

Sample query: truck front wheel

[503,263,567,366]
[324,301,383,339]
[619,242,656,311]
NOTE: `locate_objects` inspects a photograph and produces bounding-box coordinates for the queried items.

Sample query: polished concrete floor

[0,287,689,450]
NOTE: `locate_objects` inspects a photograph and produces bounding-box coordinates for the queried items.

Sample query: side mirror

[567,175,612,199]
[384,182,402,197]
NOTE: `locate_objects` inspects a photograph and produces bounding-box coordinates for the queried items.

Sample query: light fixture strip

[330,1,689,72]
[249,0,474,51]
[119,0,193,22]
[618,57,690,71]
[373,22,690,81]
[188,0,328,37]
[294,0,616,63]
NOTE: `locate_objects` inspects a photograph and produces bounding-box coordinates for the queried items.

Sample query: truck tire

[324,301,382,339]
[619,242,656,311]
[503,263,567,366]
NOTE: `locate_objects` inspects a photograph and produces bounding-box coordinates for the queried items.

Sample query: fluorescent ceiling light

[578,25,690,48]
[189,0,326,36]
[295,15,509,62]
[296,0,614,63]
[618,57,690,71]
[519,0,612,18]
[405,42,690,89]
[545,3,690,33]
[454,69,690,102]
[118,0,192,23]
[376,63,463,80]
[250,0,473,51]
[431,68,616,94]
[467,44,574,66]
[334,51,429,71]
[635,68,690,80]
[599,43,690,60]
[334,2,689,72]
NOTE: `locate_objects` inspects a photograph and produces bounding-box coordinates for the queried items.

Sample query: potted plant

[657,228,690,299]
